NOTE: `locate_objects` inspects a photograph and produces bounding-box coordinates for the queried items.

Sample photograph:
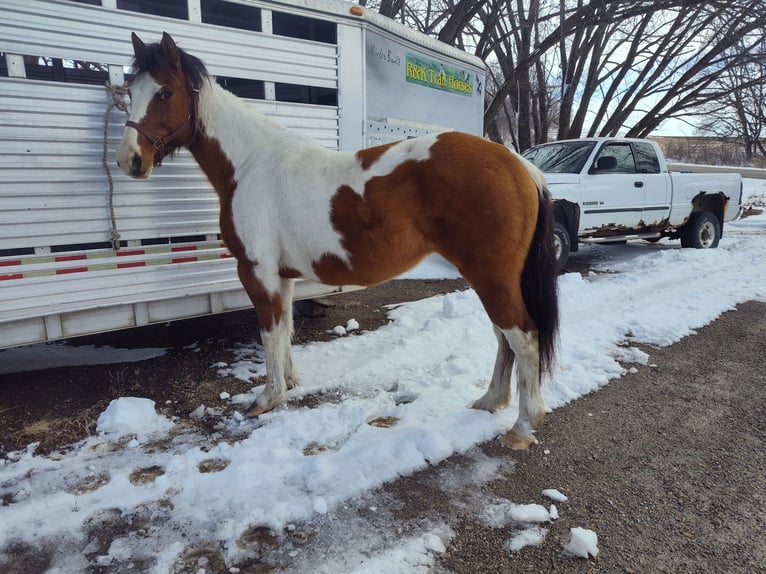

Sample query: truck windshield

[522,141,596,173]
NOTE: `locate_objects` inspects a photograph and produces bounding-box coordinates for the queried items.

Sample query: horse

[117,32,559,449]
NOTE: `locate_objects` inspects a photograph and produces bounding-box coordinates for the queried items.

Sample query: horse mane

[131,41,209,88]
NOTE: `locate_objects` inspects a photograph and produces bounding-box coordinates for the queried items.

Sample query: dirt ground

[433,299,766,573]
[1,280,764,573]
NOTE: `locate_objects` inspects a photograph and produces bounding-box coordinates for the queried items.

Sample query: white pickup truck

[521,138,743,270]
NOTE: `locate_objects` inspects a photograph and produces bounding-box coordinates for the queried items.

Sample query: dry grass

[12,406,104,455]
[652,136,766,168]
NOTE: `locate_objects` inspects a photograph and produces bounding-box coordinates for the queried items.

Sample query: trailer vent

[202,0,262,33]
[116,0,188,20]
[273,12,336,44]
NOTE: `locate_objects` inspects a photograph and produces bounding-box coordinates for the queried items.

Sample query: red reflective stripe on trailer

[171,246,197,252]
[0,273,23,280]
[117,261,146,269]
[171,256,198,264]
[55,255,87,262]
[56,267,88,275]
[0,260,22,267]
[117,250,146,257]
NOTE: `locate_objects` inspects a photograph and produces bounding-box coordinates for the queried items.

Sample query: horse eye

[157,89,172,102]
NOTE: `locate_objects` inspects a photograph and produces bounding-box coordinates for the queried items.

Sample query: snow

[1,179,765,571]
[565,527,600,558]
[542,488,568,503]
[508,504,552,523]
[507,526,548,552]
[96,397,174,441]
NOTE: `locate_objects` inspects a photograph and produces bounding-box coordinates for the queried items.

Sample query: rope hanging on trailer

[103,81,130,251]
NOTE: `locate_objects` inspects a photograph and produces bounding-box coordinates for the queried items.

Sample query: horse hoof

[471,395,508,413]
[499,430,537,450]
[286,375,301,390]
[245,403,271,417]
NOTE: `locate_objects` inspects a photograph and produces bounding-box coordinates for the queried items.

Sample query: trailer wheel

[681,211,721,249]
[552,222,571,273]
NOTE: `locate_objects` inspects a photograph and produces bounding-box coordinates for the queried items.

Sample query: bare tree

[367,0,766,150]
[695,32,766,161]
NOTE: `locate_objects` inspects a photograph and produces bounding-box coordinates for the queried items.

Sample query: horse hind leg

[499,326,544,450]
[472,325,515,412]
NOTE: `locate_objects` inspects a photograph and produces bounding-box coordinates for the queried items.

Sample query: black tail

[521,186,559,374]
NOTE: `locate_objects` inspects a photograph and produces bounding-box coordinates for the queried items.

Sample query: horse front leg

[236,261,292,417]
[246,319,292,416]
[280,277,300,390]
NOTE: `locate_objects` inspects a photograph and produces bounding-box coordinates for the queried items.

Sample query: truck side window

[633,142,661,173]
[593,143,636,174]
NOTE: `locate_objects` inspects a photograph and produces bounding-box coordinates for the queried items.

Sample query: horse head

[117,32,204,178]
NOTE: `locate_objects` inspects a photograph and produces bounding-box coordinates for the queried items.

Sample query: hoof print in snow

[129,465,165,485]
[198,458,230,473]
[303,443,332,456]
[367,416,400,428]
[68,472,110,495]
[394,392,418,405]
[176,544,227,573]
[286,525,317,546]
[238,525,279,552]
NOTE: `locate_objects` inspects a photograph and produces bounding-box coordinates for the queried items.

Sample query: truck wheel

[681,212,721,249]
[552,222,570,273]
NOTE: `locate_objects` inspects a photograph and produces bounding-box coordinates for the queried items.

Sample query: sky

[0,179,764,573]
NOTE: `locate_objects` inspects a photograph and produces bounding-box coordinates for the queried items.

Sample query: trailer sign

[405,53,473,96]
[365,29,484,138]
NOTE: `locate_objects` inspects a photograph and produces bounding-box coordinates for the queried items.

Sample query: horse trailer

[0,0,485,349]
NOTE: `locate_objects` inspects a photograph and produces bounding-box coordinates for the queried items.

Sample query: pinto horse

[117,32,559,449]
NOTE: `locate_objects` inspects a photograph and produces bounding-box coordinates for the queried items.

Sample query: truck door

[579,141,669,232]
[580,142,643,231]
[632,141,670,226]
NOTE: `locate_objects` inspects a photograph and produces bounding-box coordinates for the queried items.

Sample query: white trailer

[0,0,485,349]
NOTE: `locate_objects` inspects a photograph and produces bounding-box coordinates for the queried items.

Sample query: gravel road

[430,300,766,572]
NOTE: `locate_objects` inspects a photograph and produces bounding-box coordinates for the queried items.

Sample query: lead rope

[103,81,130,251]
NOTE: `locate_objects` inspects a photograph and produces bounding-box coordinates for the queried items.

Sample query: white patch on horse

[362,134,439,183]
[197,79,356,276]
[117,73,159,169]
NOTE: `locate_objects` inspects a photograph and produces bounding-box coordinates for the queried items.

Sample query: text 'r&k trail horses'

[116,32,559,449]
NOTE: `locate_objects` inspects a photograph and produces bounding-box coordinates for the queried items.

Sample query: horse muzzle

[117,151,152,179]
[116,133,153,179]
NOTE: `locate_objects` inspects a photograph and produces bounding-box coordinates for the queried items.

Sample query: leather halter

[125,84,200,166]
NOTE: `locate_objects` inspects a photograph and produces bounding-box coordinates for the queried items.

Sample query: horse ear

[160,32,180,66]
[131,32,147,58]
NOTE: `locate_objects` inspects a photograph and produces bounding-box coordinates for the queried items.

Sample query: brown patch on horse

[186,135,243,257]
[315,132,540,332]
[186,133,289,329]
[313,180,430,286]
[356,142,397,170]
[236,260,283,331]
[279,267,303,279]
